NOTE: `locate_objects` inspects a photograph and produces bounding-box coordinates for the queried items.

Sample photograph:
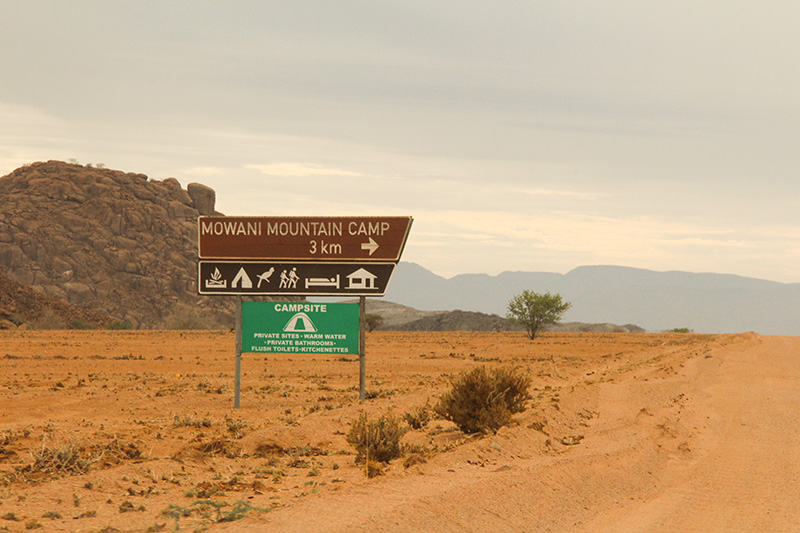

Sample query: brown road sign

[198,216,413,261]
[198,261,397,296]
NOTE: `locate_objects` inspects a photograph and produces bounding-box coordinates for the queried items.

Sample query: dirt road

[581,335,800,532]
[1,331,797,532]
[223,335,800,532]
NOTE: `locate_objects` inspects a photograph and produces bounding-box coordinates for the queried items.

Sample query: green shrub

[67,318,96,330]
[434,366,532,434]
[365,314,384,332]
[346,413,407,464]
[107,319,134,330]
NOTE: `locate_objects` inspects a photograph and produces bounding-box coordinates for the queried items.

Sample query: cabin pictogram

[346,268,378,290]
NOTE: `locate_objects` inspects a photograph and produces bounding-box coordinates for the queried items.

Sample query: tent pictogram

[283,312,317,332]
[232,267,253,289]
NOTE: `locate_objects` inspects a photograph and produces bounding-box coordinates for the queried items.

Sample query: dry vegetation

[434,366,532,434]
[0,329,745,531]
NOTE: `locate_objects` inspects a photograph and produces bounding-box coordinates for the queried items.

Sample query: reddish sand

[1,330,798,532]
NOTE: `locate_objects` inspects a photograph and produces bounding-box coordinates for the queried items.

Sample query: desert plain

[0,329,798,532]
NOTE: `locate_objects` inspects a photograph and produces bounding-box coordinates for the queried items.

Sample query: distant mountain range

[383,262,800,335]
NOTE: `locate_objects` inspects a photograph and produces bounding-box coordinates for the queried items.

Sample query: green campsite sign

[242,301,359,355]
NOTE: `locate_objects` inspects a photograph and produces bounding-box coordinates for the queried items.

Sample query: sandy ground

[0,330,797,532]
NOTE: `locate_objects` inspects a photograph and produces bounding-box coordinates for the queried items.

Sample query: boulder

[63,282,94,305]
[187,182,216,216]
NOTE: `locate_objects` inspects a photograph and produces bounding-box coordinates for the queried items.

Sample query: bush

[365,314,384,332]
[434,366,532,434]
[403,404,432,430]
[346,413,407,464]
[67,318,96,330]
[107,319,134,330]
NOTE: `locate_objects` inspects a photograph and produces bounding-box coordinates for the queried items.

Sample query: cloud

[246,163,363,178]
[181,166,228,177]
[400,208,799,281]
[516,187,611,199]
[0,101,61,128]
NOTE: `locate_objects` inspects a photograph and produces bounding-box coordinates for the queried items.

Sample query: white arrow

[361,237,379,255]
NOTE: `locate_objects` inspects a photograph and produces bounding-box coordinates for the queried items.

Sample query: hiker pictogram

[279,267,300,289]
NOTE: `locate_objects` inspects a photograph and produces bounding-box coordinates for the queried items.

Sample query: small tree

[506,290,571,340]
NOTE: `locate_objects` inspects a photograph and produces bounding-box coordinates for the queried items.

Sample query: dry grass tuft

[29,441,99,475]
[195,439,242,458]
[346,413,407,465]
[173,414,213,429]
[224,416,248,439]
[403,452,427,469]
[403,404,432,429]
[365,460,384,478]
[7,438,145,484]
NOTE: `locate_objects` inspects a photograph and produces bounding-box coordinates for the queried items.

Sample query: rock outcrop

[0,271,109,329]
[187,182,217,216]
[0,160,235,328]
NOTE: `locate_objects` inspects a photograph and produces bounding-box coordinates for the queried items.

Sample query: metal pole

[359,296,366,402]
[234,296,242,409]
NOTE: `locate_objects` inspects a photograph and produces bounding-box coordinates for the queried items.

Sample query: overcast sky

[2,1,799,282]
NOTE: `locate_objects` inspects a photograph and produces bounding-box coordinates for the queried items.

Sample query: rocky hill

[0,160,233,328]
[0,271,109,329]
[391,311,643,333]
[546,321,645,334]
[393,309,524,332]
[360,300,643,333]
[358,299,441,328]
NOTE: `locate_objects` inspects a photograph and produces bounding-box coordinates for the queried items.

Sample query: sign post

[359,296,367,401]
[234,296,242,409]
[197,215,412,408]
